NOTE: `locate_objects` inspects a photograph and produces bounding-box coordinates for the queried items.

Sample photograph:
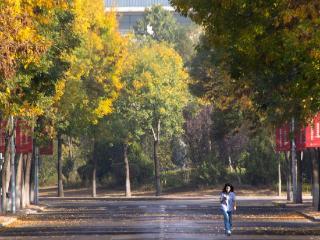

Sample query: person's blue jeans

[221,210,232,233]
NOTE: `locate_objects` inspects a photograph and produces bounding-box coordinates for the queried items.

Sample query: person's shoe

[227,230,231,236]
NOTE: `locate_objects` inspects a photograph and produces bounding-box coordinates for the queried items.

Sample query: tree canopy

[170,0,320,124]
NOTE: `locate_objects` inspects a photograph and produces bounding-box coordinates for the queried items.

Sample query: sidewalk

[0,204,46,228]
[272,196,320,222]
[297,207,320,222]
[0,216,17,227]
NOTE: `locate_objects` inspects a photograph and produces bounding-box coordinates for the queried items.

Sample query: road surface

[0,196,319,239]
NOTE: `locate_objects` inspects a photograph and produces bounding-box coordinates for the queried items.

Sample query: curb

[272,201,320,222]
[272,201,309,208]
[272,201,287,207]
[296,211,320,222]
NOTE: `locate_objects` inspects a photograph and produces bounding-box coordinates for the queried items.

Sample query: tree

[105,67,146,196]
[183,104,213,165]
[170,0,320,123]
[171,0,320,204]
[54,0,127,197]
[121,41,190,195]
[0,0,72,213]
[134,5,200,64]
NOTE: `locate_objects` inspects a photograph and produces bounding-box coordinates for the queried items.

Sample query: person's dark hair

[222,183,234,193]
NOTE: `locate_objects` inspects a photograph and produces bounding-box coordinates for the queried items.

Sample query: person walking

[220,183,236,236]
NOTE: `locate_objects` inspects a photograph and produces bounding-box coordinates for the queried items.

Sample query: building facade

[105,0,189,34]
[105,0,171,8]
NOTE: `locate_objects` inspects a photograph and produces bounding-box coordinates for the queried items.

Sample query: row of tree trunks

[90,140,133,198]
[287,149,320,206]
[285,150,303,204]
[1,152,32,213]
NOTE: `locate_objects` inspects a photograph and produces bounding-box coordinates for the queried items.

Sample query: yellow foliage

[53,80,66,102]
[56,0,127,126]
[0,0,70,119]
[93,98,113,119]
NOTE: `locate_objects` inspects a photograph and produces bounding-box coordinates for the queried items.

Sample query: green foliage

[39,155,57,186]
[243,133,278,185]
[134,5,199,64]
[171,137,188,168]
[162,168,194,189]
[76,141,154,187]
[171,0,320,124]
[62,157,74,181]
[128,142,154,185]
[134,5,178,43]
[195,153,227,185]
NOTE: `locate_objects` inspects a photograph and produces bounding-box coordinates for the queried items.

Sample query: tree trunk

[10,116,16,213]
[312,148,319,210]
[15,154,22,210]
[291,118,298,203]
[21,154,26,208]
[92,141,97,198]
[5,155,11,193]
[317,148,320,211]
[67,136,73,182]
[57,132,64,197]
[278,154,282,197]
[154,139,161,196]
[285,152,292,201]
[24,153,32,206]
[296,151,303,203]
[92,157,97,198]
[152,120,161,196]
[229,153,242,185]
[1,149,9,213]
[124,143,131,197]
[233,162,242,185]
[34,147,39,205]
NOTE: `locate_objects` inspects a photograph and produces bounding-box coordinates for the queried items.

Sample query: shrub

[194,153,227,185]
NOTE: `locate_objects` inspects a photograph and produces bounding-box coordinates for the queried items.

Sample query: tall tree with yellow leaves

[0,0,75,213]
[114,41,190,196]
[54,0,127,197]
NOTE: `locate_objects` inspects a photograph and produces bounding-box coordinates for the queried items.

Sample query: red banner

[16,120,33,153]
[40,141,53,155]
[295,128,306,151]
[276,124,291,151]
[1,119,54,154]
[0,121,6,153]
[306,113,320,148]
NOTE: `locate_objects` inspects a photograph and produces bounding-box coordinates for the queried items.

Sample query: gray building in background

[105,0,171,7]
[105,0,190,34]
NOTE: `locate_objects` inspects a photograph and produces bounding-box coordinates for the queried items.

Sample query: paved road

[1,197,320,239]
